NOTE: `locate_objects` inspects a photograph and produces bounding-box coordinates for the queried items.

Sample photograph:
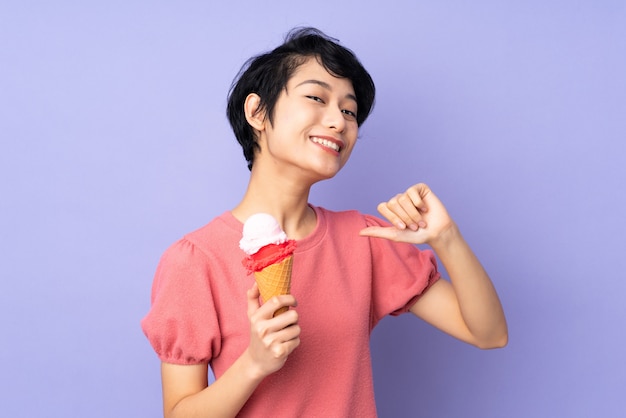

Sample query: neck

[231,165,317,240]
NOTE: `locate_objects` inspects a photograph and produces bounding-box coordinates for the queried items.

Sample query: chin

[305,169,340,185]
[318,165,343,180]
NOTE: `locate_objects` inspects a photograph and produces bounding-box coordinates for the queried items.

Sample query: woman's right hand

[245,283,301,379]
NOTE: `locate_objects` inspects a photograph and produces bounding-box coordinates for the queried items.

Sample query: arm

[359,183,507,349]
[162,284,301,418]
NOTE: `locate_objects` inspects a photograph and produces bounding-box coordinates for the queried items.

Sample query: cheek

[345,129,359,151]
[273,109,308,133]
[341,140,357,163]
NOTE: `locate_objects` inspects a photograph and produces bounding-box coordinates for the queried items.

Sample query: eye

[342,109,357,119]
[306,95,324,103]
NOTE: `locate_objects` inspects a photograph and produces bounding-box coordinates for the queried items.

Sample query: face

[254,57,359,182]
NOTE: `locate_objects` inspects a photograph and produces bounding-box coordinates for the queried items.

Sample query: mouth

[311,136,342,153]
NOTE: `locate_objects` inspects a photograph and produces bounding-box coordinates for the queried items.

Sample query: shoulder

[313,205,388,229]
[152,213,240,279]
[166,212,241,258]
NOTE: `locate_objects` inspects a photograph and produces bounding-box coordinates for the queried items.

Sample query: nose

[324,105,346,133]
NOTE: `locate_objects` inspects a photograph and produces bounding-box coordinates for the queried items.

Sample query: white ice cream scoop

[239,213,288,255]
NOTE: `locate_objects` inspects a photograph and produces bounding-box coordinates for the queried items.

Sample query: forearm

[430,223,508,348]
[165,351,264,418]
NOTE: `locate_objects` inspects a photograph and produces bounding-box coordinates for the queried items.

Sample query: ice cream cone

[240,213,296,317]
[254,255,293,316]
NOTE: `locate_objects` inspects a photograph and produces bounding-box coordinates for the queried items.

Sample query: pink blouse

[142,206,439,417]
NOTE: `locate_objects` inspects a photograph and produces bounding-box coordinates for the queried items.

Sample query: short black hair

[226,27,376,170]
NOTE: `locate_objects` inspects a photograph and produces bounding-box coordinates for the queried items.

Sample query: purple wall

[2,1,624,417]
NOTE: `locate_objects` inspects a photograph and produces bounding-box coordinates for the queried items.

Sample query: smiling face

[251,57,360,183]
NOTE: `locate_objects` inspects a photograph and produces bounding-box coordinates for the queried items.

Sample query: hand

[245,283,301,378]
[359,183,454,245]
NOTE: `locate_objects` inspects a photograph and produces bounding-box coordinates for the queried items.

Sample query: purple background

[2,1,625,417]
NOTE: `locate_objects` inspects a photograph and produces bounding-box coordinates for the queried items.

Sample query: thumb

[247,282,261,317]
[359,226,400,240]
[360,226,423,244]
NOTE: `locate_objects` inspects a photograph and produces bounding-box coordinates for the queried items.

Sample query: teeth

[312,137,340,152]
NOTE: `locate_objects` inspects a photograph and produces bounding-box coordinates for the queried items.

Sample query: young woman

[142,27,507,418]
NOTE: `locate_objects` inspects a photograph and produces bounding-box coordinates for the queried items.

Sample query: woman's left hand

[359,183,454,245]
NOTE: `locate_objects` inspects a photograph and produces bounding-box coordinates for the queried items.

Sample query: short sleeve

[365,214,441,324]
[141,238,221,365]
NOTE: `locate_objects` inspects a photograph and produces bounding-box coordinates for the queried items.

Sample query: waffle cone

[254,255,293,316]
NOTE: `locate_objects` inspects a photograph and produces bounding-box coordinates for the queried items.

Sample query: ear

[244,93,266,131]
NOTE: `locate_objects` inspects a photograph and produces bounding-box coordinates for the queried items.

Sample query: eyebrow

[295,79,358,103]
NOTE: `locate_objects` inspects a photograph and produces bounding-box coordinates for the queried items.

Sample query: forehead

[287,57,355,95]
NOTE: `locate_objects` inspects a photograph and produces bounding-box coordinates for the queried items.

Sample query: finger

[276,328,301,356]
[360,225,431,245]
[388,184,430,230]
[359,226,403,241]
[402,188,428,229]
[269,320,301,356]
[377,200,409,230]
[283,335,301,354]
[247,282,261,317]
[254,309,299,353]
[406,183,429,213]
[395,192,423,230]
[275,320,301,343]
[267,334,300,362]
[259,294,298,320]
[270,304,299,329]
[378,197,423,231]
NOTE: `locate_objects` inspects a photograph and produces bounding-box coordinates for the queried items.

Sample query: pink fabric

[141,206,440,417]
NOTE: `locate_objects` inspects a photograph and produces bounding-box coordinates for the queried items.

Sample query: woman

[142,27,507,417]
